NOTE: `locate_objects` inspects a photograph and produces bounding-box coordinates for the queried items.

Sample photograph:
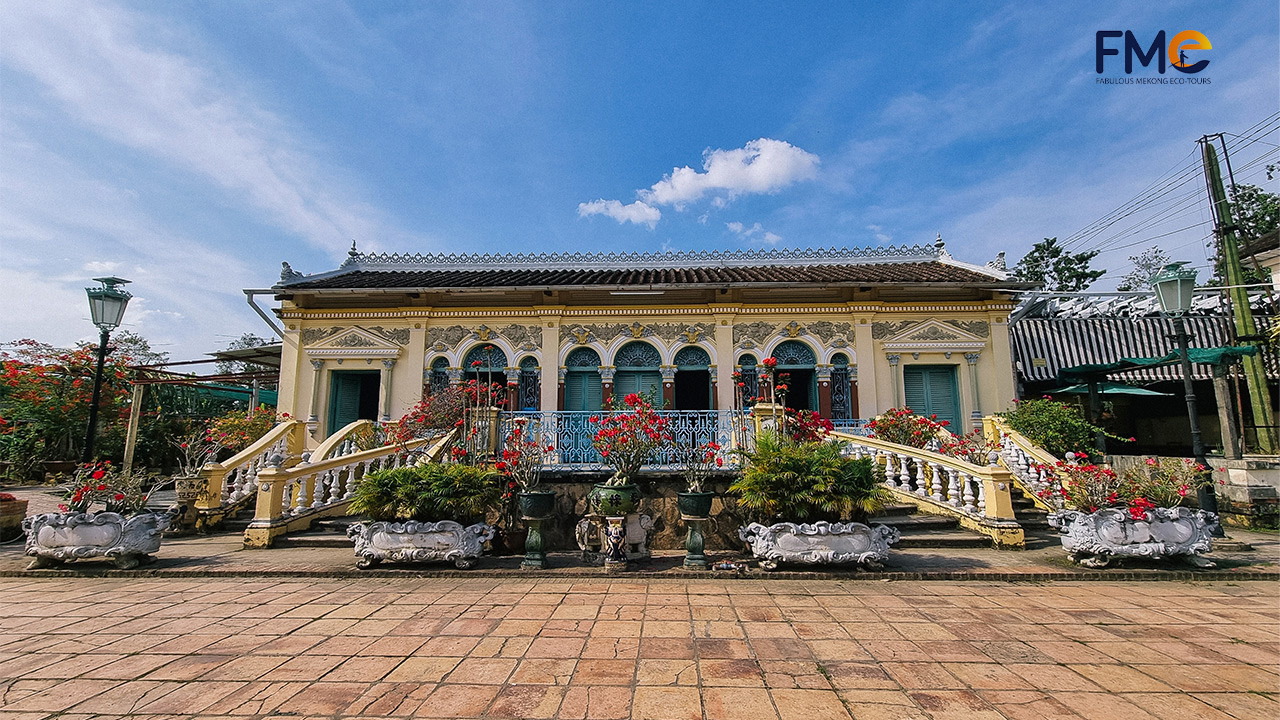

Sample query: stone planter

[519,490,556,569]
[1048,507,1219,568]
[0,498,28,542]
[347,520,495,570]
[23,509,179,569]
[589,482,640,516]
[739,520,900,571]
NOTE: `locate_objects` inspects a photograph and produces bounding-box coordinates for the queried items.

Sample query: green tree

[1010,237,1105,291]
[215,332,274,376]
[1116,247,1171,291]
[1231,183,1279,242]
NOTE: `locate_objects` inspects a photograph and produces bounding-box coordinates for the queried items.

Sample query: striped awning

[1012,316,1277,383]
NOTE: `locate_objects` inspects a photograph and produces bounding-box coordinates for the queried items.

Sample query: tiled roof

[277,243,1022,291]
[280,261,1011,290]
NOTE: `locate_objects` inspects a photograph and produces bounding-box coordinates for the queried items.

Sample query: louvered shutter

[926,368,959,426]
[903,368,927,413]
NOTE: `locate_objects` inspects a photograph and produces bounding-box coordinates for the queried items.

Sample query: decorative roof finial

[280,261,303,283]
[349,240,359,257]
[935,232,944,250]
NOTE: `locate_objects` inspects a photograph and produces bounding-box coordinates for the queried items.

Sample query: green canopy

[1058,346,1259,383]
[1050,381,1172,396]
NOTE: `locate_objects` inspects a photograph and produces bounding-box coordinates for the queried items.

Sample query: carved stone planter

[23,510,179,569]
[739,521,900,571]
[0,498,28,542]
[347,520,495,570]
[1048,507,1219,568]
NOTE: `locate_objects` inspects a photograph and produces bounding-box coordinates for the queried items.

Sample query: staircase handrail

[243,428,457,547]
[309,419,382,463]
[984,417,1061,511]
[830,429,1024,548]
[194,419,305,515]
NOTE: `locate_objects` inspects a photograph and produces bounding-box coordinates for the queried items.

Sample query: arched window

[463,344,508,372]
[672,346,712,410]
[830,353,852,420]
[429,357,449,395]
[565,347,601,368]
[613,342,662,401]
[518,356,540,411]
[768,340,818,412]
[563,347,602,412]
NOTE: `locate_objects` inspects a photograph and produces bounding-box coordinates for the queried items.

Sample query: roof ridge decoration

[336,244,940,272]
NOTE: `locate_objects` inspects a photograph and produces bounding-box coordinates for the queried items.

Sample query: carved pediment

[880,319,986,351]
[307,327,402,358]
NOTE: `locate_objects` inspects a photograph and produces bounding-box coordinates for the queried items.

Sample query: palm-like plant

[351,463,500,522]
[730,431,889,524]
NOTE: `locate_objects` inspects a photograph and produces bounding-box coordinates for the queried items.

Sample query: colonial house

[265,238,1024,451]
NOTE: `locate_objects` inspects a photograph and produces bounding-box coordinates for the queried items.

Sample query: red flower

[114,493,125,501]
[92,470,106,480]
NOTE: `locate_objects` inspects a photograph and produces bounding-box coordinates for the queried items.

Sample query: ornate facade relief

[806,321,853,343]
[733,321,776,346]
[425,325,470,349]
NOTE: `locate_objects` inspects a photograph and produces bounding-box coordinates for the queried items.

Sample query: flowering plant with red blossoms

[497,417,554,494]
[866,407,948,449]
[58,461,161,515]
[786,409,834,444]
[1120,456,1210,509]
[937,429,1003,466]
[590,392,671,486]
[676,440,724,493]
[1036,453,1200,519]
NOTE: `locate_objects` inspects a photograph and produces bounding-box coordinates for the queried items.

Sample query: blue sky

[2,1,1277,360]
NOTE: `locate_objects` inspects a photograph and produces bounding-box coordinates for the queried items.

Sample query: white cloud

[0,1,405,256]
[641,138,820,209]
[866,224,892,243]
[577,199,661,229]
[726,221,782,246]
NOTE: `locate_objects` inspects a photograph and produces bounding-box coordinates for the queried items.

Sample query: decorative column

[659,365,676,409]
[505,367,520,410]
[599,366,616,406]
[709,366,718,410]
[712,313,737,412]
[307,359,325,424]
[965,353,982,430]
[557,367,567,410]
[886,354,901,407]
[379,359,397,422]
[816,364,833,419]
[853,320,878,418]
[849,365,860,419]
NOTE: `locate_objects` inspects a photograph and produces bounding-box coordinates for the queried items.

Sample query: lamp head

[86,276,132,331]
[1151,262,1197,317]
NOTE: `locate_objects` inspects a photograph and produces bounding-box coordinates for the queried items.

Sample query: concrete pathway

[0,576,1276,719]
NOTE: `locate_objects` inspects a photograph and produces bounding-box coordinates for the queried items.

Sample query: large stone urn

[739,520,900,571]
[518,490,556,569]
[23,508,180,569]
[1048,507,1219,568]
[347,520,495,570]
[677,491,715,569]
[589,482,641,516]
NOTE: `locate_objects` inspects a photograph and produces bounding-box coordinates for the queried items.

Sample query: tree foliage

[215,332,275,376]
[1010,237,1105,292]
[1115,247,1171,291]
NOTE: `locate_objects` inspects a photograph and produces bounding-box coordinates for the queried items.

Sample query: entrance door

[328,370,380,434]
[782,369,815,412]
[902,365,960,427]
[563,370,603,464]
[674,370,710,410]
[613,370,661,402]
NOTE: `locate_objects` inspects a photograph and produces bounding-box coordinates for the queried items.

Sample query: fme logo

[1096,30,1212,74]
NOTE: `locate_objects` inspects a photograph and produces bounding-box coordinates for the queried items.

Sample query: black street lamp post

[1151,262,1219,519]
[82,277,132,463]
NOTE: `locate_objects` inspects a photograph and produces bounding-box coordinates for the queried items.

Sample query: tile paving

[0,577,1275,719]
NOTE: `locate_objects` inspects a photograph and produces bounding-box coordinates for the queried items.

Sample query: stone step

[273,533,352,548]
[872,503,920,518]
[875,514,958,531]
[895,530,992,549]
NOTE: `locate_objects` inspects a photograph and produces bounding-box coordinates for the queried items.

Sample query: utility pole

[1199,137,1276,453]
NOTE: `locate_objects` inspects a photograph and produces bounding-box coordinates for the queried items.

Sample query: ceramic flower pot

[589,483,640,516]
[518,490,557,519]
[347,520,495,570]
[23,509,179,569]
[677,491,715,518]
[738,520,900,571]
[1048,507,1218,568]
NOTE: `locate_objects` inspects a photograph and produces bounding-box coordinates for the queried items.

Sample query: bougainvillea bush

[866,407,947,449]
[58,461,163,515]
[205,406,283,454]
[590,392,672,486]
[1037,454,1206,518]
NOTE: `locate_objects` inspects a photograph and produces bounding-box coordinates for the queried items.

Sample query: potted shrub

[23,462,178,569]
[0,492,27,541]
[866,406,948,449]
[587,392,671,516]
[731,431,896,570]
[1044,455,1217,568]
[497,417,556,568]
[675,440,723,568]
[346,462,500,569]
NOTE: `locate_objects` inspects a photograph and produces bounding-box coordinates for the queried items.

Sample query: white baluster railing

[983,417,1061,511]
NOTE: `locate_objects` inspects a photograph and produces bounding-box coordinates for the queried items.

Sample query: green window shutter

[613,372,638,399]
[330,374,362,430]
[565,372,603,411]
[926,368,959,426]
[903,368,927,413]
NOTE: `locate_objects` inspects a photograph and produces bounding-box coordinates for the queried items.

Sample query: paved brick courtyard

[0,577,1276,720]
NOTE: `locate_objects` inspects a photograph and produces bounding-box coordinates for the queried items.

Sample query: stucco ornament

[24,508,181,569]
[347,520,495,570]
[1048,507,1218,568]
[738,520,900,571]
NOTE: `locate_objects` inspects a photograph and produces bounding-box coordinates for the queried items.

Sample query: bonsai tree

[731,431,889,524]
[351,463,501,523]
